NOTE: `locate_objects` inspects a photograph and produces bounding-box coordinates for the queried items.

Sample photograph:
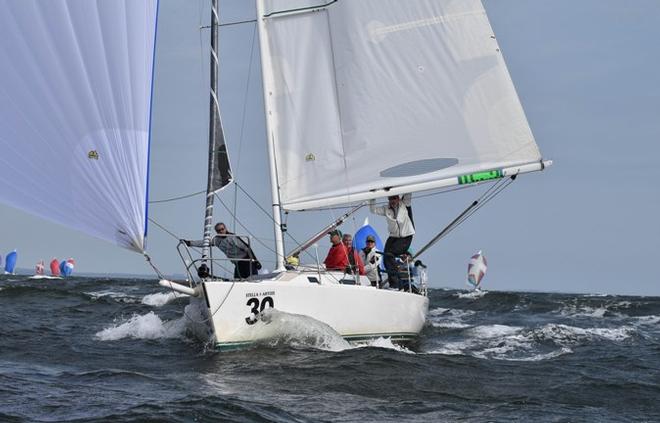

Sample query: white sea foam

[253,309,352,352]
[95,312,186,341]
[28,275,61,280]
[429,307,475,318]
[86,290,141,304]
[431,321,471,329]
[456,290,487,299]
[535,323,634,344]
[467,324,523,339]
[558,300,634,318]
[141,291,183,307]
[559,305,609,318]
[245,310,416,353]
[354,337,414,354]
[427,321,635,361]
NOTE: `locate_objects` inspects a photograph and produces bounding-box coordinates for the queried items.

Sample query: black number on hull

[245,296,275,325]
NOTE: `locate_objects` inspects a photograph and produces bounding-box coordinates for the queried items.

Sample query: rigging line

[441,178,515,238]
[200,19,257,29]
[143,253,165,280]
[263,0,338,18]
[147,217,180,240]
[149,190,205,204]
[233,181,308,252]
[450,177,516,231]
[213,192,282,258]
[413,177,517,259]
[234,22,257,171]
[147,217,204,256]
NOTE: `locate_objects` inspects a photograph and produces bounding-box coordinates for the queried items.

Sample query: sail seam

[324,7,353,210]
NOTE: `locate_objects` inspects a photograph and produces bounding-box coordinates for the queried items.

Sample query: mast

[201,0,221,260]
[256,0,285,271]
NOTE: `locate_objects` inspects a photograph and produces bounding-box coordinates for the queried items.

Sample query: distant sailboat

[60,259,75,277]
[49,259,61,278]
[35,260,45,276]
[30,259,62,280]
[0,0,551,349]
[467,251,488,291]
[4,250,17,274]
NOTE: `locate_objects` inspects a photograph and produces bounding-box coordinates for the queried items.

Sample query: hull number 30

[245,296,274,325]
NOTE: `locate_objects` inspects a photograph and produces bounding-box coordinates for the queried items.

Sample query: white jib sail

[0,1,158,252]
[258,0,542,210]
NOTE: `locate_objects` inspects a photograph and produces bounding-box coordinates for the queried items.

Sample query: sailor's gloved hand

[369,256,376,264]
[256,261,262,270]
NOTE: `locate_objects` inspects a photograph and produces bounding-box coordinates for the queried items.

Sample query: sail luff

[256,0,286,271]
[143,0,161,249]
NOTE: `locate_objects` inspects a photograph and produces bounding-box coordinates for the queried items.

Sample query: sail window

[380,158,459,178]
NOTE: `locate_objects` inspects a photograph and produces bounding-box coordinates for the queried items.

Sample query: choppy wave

[233,310,416,354]
[85,289,143,304]
[253,309,352,351]
[141,291,183,307]
[556,300,635,318]
[95,312,186,341]
[456,289,487,299]
[428,307,474,329]
[2,277,660,422]
[28,275,62,280]
[427,322,636,361]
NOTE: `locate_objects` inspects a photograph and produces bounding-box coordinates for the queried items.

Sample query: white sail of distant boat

[467,251,487,290]
[0,0,550,349]
[35,260,45,276]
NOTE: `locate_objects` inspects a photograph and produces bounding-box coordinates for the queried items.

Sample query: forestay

[0,1,158,252]
[259,0,542,210]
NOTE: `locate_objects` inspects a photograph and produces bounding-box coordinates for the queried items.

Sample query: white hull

[187,270,428,350]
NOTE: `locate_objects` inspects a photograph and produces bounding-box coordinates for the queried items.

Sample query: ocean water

[1,275,659,422]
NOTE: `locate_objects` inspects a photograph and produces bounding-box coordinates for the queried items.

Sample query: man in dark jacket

[185,222,260,279]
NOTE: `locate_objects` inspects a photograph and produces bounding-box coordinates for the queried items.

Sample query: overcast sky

[1,0,658,296]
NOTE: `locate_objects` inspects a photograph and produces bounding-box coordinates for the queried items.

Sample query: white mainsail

[259,0,543,211]
[0,1,158,252]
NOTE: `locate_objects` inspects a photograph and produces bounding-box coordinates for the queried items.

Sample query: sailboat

[467,251,487,291]
[4,250,17,275]
[0,1,550,349]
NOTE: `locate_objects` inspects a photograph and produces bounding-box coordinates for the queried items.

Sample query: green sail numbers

[458,169,503,185]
